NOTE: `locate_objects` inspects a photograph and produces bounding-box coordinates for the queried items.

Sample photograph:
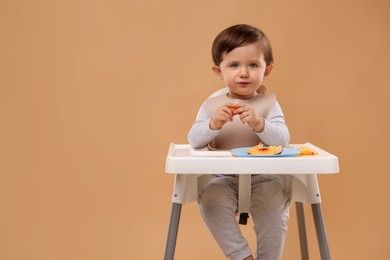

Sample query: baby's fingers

[233,104,248,115]
[219,106,233,118]
[240,111,250,123]
[217,111,233,122]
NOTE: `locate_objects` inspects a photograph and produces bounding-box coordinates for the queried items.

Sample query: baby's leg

[250,175,291,260]
[199,175,253,260]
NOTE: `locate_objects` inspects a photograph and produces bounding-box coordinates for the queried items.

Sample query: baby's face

[217,43,269,100]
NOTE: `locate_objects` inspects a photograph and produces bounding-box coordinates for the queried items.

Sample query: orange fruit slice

[299,146,318,156]
[248,145,283,155]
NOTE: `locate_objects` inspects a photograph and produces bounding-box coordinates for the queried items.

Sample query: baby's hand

[234,104,265,132]
[209,103,235,130]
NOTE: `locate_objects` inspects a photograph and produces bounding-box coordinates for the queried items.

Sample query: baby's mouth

[237,82,250,86]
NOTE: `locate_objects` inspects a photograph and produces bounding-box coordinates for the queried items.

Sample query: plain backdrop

[1,0,389,259]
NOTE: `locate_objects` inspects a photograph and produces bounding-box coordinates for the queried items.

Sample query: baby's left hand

[234,104,265,132]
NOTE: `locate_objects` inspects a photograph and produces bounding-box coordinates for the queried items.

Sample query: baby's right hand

[209,103,235,130]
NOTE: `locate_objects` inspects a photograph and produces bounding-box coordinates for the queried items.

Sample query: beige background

[1,0,389,259]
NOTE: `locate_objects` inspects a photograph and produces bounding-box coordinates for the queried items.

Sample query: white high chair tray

[166,143,339,175]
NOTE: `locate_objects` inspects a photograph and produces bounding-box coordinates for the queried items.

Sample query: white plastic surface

[190,146,232,157]
[166,143,339,175]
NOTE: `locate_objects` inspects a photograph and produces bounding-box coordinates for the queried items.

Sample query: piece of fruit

[299,146,318,156]
[227,104,237,114]
[248,145,283,155]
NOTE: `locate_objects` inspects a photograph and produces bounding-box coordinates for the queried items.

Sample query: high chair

[164,88,339,260]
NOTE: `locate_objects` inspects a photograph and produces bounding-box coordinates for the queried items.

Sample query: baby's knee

[252,206,290,235]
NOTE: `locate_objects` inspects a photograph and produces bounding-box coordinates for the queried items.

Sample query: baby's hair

[211,24,274,66]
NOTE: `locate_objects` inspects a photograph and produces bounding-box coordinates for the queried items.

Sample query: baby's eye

[230,63,239,68]
[249,63,259,68]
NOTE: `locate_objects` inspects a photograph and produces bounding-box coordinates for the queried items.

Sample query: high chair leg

[312,203,331,260]
[164,203,182,260]
[296,202,309,260]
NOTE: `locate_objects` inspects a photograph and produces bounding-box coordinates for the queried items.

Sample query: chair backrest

[209,87,228,97]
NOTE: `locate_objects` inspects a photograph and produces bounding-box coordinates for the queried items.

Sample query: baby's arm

[256,101,290,147]
[188,103,220,149]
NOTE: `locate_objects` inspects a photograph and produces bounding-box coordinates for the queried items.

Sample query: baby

[188,24,291,260]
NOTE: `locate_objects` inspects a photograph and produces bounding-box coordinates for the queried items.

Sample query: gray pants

[198,175,291,260]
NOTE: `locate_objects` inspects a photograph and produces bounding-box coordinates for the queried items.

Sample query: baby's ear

[212,66,223,80]
[257,85,267,94]
[264,64,274,78]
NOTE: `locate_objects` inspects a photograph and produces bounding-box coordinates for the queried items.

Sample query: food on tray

[247,144,283,155]
[299,146,318,156]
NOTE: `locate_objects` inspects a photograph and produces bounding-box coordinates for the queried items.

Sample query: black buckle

[239,213,249,225]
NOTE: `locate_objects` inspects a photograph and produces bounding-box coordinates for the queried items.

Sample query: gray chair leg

[296,202,310,260]
[164,203,182,260]
[311,203,331,260]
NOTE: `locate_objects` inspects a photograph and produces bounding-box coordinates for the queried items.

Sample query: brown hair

[211,24,274,66]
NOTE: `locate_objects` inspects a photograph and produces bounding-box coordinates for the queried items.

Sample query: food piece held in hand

[248,144,283,155]
[227,104,237,114]
[299,146,318,156]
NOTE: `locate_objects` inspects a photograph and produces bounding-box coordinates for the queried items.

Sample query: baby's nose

[239,68,249,77]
